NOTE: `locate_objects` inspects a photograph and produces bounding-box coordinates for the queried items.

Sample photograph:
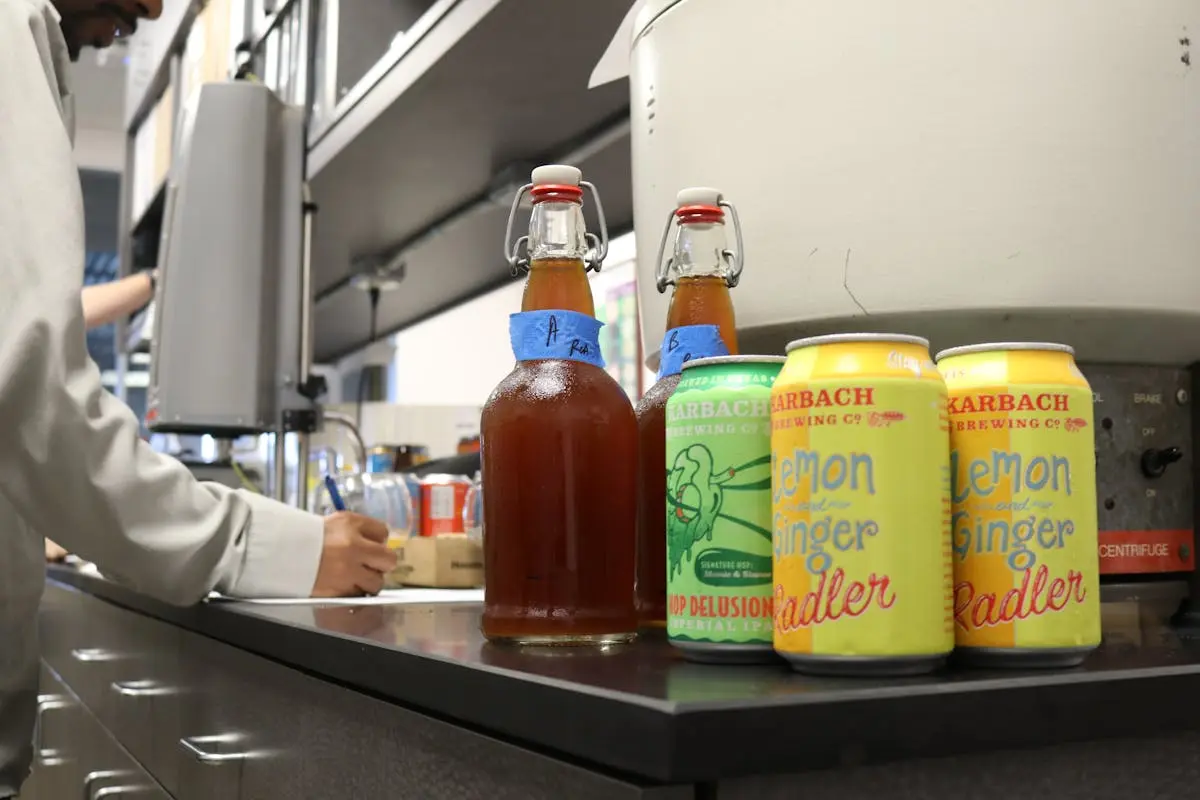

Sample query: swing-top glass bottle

[481,164,638,645]
[635,187,746,628]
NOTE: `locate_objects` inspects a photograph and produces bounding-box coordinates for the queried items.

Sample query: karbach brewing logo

[946,391,1087,433]
[948,392,1070,414]
[770,386,875,412]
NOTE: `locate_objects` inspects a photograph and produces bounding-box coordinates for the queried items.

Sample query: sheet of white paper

[588,0,645,88]
[72,559,101,575]
[64,561,482,606]
[206,588,484,606]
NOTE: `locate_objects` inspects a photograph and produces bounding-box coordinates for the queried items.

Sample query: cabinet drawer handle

[180,734,250,765]
[93,787,154,799]
[34,695,71,759]
[70,648,124,663]
[37,693,68,712]
[111,680,174,698]
[83,769,131,800]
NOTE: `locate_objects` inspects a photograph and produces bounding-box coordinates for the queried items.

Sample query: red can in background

[419,474,472,536]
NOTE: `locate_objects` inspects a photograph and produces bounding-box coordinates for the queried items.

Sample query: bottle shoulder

[634,374,681,416]
[483,359,635,420]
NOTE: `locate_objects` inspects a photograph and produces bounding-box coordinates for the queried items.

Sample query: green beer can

[665,355,785,664]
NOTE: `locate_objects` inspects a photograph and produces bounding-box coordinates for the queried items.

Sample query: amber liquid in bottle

[634,225,739,629]
[480,201,638,645]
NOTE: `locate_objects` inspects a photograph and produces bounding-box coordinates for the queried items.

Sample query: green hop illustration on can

[667,444,736,579]
[666,444,774,580]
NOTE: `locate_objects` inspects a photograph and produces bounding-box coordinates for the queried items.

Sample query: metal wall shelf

[119,0,637,365]
[306,0,635,361]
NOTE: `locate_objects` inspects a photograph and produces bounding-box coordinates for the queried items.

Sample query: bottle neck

[529,200,588,262]
[522,201,594,315]
[670,222,730,281]
[664,222,738,352]
[664,278,738,350]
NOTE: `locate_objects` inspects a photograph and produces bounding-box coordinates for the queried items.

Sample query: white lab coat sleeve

[0,1,323,604]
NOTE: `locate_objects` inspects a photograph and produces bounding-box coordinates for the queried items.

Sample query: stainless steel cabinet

[39,583,691,800]
[22,664,170,800]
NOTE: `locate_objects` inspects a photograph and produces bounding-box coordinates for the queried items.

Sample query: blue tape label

[658,325,730,379]
[509,309,606,369]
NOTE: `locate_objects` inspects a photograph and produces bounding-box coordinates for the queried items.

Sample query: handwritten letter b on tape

[658,325,729,378]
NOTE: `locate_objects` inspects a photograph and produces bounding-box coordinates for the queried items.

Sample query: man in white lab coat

[0,1,398,794]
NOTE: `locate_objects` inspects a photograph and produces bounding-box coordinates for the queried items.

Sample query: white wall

[70,47,128,173]
[389,231,653,408]
[390,277,524,407]
[316,403,482,462]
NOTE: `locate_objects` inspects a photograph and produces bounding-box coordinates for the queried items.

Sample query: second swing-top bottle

[635,187,745,628]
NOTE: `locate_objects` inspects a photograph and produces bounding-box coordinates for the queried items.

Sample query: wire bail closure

[503,181,610,276]
[653,197,745,293]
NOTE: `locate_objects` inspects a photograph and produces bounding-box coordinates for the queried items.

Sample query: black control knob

[1141,446,1183,479]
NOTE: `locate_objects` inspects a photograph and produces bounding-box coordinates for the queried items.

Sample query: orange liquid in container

[481,175,638,645]
[664,275,739,359]
[634,195,743,628]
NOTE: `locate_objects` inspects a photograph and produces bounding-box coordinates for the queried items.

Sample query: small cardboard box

[402,534,484,588]
[382,533,413,590]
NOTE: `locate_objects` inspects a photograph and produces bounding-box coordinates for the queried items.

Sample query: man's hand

[311,512,396,598]
[45,538,68,562]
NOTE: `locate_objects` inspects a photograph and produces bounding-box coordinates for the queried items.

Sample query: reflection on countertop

[45,565,1200,783]
[235,579,1200,709]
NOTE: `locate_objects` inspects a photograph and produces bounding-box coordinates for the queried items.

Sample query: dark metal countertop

[46,566,1200,784]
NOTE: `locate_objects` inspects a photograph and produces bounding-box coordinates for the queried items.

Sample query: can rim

[785,333,930,352]
[680,354,788,371]
[934,342,1075,361]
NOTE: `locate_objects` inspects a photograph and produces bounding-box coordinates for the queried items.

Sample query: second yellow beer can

[936,342,1101,668]
[771,334,954,676]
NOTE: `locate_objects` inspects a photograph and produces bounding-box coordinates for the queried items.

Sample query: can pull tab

[654,188,745,293]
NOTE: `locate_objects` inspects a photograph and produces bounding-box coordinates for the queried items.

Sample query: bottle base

[485,631,638,647]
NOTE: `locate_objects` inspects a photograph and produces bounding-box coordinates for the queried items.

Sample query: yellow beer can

[936,342,1101,668]
[771,334,954,676]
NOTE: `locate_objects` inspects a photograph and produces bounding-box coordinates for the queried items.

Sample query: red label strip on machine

[1098,529,1194,574]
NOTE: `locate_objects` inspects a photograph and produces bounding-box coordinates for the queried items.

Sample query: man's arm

[0,3,391,602]
[82,271,155,329]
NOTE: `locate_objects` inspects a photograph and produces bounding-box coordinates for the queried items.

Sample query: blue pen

[324,474,347,512]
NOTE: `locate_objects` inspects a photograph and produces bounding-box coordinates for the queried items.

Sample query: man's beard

[60,23,85,60]
[59,5,139,61]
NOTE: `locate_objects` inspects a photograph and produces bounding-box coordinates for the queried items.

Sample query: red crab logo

[1064,418,1088,432]
[868,411,906,428]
